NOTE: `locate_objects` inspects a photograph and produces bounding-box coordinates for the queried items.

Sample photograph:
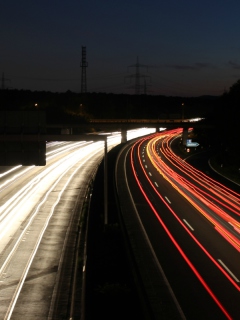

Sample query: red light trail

[129,128,240,319]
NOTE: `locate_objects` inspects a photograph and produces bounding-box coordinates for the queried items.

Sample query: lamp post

[181,103,184,121]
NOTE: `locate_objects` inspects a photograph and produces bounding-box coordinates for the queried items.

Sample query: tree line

[0,89,217,121]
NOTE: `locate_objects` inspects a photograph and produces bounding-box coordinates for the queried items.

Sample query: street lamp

[181,103,184,121]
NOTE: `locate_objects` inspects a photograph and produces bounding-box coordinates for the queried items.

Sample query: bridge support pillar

[121,129,127,143]
[182,127,189,146]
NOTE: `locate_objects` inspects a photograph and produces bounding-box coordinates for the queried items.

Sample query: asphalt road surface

[116,128,240,319]
[0,139,115,319]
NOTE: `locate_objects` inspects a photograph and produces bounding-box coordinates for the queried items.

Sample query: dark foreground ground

[85,143,145,320]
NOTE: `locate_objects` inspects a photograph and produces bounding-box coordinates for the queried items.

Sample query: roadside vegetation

[189,80,240,185]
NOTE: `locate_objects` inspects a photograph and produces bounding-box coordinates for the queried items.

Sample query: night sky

[2,0,240,96]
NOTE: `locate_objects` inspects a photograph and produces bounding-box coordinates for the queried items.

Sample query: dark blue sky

[2,0,240,96]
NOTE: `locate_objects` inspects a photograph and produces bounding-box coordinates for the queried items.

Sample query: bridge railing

[89,118,191,123]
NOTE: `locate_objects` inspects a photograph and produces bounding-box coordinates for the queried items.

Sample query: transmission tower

[125,57,150,94]
[1,72,11,90]
[80,46,88,93]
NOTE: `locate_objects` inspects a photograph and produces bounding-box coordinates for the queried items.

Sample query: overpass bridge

[48,117,210,144]
[0,111,211,167]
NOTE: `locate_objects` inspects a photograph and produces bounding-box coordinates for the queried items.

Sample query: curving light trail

[146,131,240,251]
[130,129,240,319]
[0,140,107,319]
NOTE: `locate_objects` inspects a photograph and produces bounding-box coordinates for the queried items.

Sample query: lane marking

[145,165,148,168]
[218,259,240,282]
[183,219,194,231]
[154,182,159,187]
[165,196,171,204]
[149,172,152,176]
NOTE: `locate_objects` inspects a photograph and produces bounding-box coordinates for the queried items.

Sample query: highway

[116,128,240,319]
[1,126,239,319]
[0,128,155,319]
[0,139,110,319]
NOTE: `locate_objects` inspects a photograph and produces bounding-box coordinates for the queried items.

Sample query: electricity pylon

[1,72,11,90]
[80,46,88,93]
[125,57,151,94]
